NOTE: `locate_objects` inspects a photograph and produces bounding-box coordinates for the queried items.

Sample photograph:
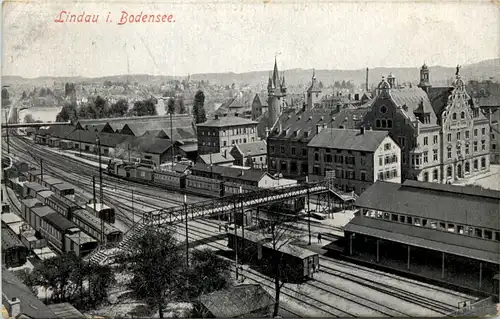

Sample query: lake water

[19,107,62,123]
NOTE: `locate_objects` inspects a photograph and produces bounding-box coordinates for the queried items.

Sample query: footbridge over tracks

[87,178,357,265]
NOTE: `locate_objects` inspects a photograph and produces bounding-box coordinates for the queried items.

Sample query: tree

[130,98,158,117]
[108,99,129,117]
[39,88,47,97]
[21,91,27,99]
[177,98,187,114]
[187,248,232,299]
[93,95,108,118]
[14,269,38,294]
[193,90,207,124]
[167,98,175,114]
[118,226,186,318]
[56,102,78,122]
[24,114,35,123]
[2,88,11,107]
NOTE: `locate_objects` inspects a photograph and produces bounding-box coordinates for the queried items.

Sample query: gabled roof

[308,128,390,152]
[355,180,500,230]
[221,167,269,183]
[66,130,130,147]
[331,107,370,129]
[116,136,177,155]
[232,140,267,157]
[253,93,269,107]
[2,226,25,250]
[198,115,258,128]
[198,284,273,318]
[427,87,454,117]
[2,268,57,319]
[199,152,235,164]
[268,108,334,142]
[191,162,226,176]
[389,88,436,122]
[48,125,77,139]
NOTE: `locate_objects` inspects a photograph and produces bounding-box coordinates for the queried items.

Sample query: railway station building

[343,180,500,294]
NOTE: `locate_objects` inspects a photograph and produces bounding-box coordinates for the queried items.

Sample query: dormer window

[304,131,309,138]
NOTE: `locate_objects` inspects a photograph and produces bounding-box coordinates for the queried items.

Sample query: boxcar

[36,190,55,204]
[185,175,223,197]
[40,212,90,254]
[135,166,154,182]
[51,183,75,198]
[227,229,319,282]
[23,182,48,199]
[224,182,258,196]
[20,198,44,222]
[30,206,57,233]
[26,169,42,182]
[72,209,123,244]
[86,202,115,224]
[39,176,64,191]
[64,231,98,257]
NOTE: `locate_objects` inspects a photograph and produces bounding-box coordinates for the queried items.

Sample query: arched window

[452,113,457,120]
[461,111,465,119]
[387,120,393,128]
[433,169,438,181]
[447,166,452,177]
[423,172,429,182]
[381,119,387,128]
[376,119,381,128]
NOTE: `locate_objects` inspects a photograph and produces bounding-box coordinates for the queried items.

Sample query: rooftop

[72,209,121,236]
[116,136,177,155]
[355,180,500,230]
[1,226,26,250]
[198,152,235,165]
[308,128,390,152]
[20,198,42,208]
[2,268,57,319]
[31,206,57,218]
[42,212,78,231]
[1,213,23,225]
[198,115,258,128]
[232,140,267,156]
[23,182,48,192]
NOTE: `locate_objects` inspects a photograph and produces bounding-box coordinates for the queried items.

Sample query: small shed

[194,284,274,318]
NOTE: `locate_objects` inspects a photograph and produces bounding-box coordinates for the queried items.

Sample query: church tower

[306,69,321,110]
[268,58,287,127]
[418,63,431,93]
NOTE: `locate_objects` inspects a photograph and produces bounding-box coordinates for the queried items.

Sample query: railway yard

[3,133,484,317]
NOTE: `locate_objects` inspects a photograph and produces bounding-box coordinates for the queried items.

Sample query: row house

[307,127,401,194]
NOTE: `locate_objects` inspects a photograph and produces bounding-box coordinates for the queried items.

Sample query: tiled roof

[221,167,268,183]
[199,152,235,164]
[66,130,130,147]
[191,162,226,176]
[172,163,190,173]
[427,87,454,117]
[389,88,435,122]
[48,125,77,139]
[198,284,273,318]
[120,114,195,139]
[232,140,267,157]
[198,115,258,128]
[354,180,500,230]
[308,128,389,152]
[1,226,25,250]
[268,108,334,142]
[116,136,176,155]
[2,268,57,319]
[331,107,370,129]
[24,182,48,193]
[42,212,77,232]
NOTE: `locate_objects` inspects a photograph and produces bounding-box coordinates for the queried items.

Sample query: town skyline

[2,1,498,78]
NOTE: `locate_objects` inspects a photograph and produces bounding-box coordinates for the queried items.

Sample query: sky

[2,0,499,78]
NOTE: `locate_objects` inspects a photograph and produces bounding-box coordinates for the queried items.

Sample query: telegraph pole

[240,186,245,263]
[40,159,44,184]
[170,112,174,169]
[5,127,10,154]
[132,189,135,225]
[307,176,311,245]
[233,195,239,280]
[184,193,189,267]
[96,137,103,205]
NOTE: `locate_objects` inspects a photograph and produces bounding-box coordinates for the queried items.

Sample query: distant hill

[3,58,499,89]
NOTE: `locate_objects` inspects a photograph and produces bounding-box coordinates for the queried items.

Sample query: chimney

[214,114,219,120]
[9,298,21,318]
[360,127,365,135]
[316,124,323,134]
[366,67,369,91]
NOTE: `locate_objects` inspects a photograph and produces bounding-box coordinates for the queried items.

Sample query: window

[423,151,428,163]
[423,172,429,181]
[423,137,428,145]
[494,144,497,150]
[379,157,383,166]
[475,228,482,238]
[381,120,387,128]
[378,172,384,180]
[384,212,390,220]
[391,214,398,221]
[465,130,470,139]
[457,225,464,234]
[474,141,478,152]
[433,135,438,144]
[291,147,296,155]
[399,215,405,223]
[465,144,469,155]
[474,159,478,170]
[384,143,391,151]
[407,216,413,224]
[465,162,470,173]
[481,140,486,151]
[433,169,438,180]
[484,230,492,240]
[447,224,455,232]
[361,172,366,181]
[461,111,465,119]
[302,148,307,156]
[446,166,452,177]
[495,232,500,242]
[474,129,478,137]
[433,149,438,161]
[430,221,437,229]
[281,146,285,154]
[376,119,381,128]
[457,132,461,140]
[482,127,486,135]
[414,218,421,226]
[481,157,486,169]
[314,153,319,161]
[223,141,227,146]
[447,133,451,142]
[452,113,457,120]
[447,149,452,159]
[456,145,461,156]
[387,120,393,128]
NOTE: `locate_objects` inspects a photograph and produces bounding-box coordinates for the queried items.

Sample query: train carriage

[45,193,81,220]
[227,229,319,282]
[30,206,57,233]
[51,183,75,198]
[38,176,64,191]
[26,169,42,182]
[20,198,44,222]
[185,175,223,197]
[23,182,49,199]
[135,166,154,182]
[36,190,55,204]
[72,209,123,244]
[153,170,186,189]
